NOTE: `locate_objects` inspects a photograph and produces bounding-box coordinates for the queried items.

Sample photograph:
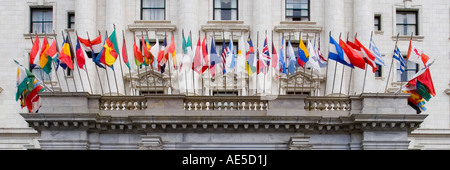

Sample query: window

[141,0,165,20]
[374,15,381,31]
[375,64,382,77]
[397,58,419,82]
[214,0,238,20]
[286,0,310,21]
[396,11,418,36]
[68,13,75,29]
[30,8,53,34]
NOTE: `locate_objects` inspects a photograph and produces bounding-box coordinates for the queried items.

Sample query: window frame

[397,56,419,82]
[285,0,310,21]
[375,64,382,77]
[374,15,381,31]
[68,12,75,29]
[396,10,419,36]
[140,0,166,21]
[30,7,53,34]
[213,0,239,21]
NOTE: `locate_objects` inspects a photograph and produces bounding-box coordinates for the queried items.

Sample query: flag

[180,34,194,73]
[76,38,86,70]
[39,36,52,74]
[193,37,203,74]
[246,36,256,76]
[122,37,131,70]
[15,60,35,101]
[355,38,377,73]
[271,40,278,69]
[210,37,221,77]
[133,38,144,68]
[328,35,354,68]
[369,36,386,66]
[297,37,309,68]
[59,35,74,70]
[167,34,177,69]
[307,40,322,74]
[202,36,209,72]
[90,35,104,57]
[85,35,106,69]
[45,39,58,67]
[226,38,235,74]
[142,36,151,67]
[407,40,429,67]
[277,37,287,77]
[341,39,366,70]
[221,39,229,74]
[402,60,436,113]
[393,47,405,73]
[236,35,247,75]
[30,35,40,69]
[287,40,297,75]
[150,37,160,69]
[317,40,327,68]
[102,30,119,67]
[260,37,270,74]
[158,37,169,73]
[25,79,44,113]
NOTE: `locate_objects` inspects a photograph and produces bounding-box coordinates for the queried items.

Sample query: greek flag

[393,47,406,73]
[369,36,386,66]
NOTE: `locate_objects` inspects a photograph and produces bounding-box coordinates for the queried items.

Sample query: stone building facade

[0,0,449,150]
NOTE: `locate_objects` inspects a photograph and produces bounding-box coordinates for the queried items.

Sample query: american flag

[221,41,228,74]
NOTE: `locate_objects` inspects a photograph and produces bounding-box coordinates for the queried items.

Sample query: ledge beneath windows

[201,20,250,32]
[23,33,57,39]
[274,21,322,33]
[128,20,177,32]
[445,88,450,95]
[392,35,424,42]
[374,31,384,35]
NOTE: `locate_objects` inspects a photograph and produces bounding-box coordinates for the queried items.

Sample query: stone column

[353,0,375,94]
[75,0,99,94]
[324,0,345,96]
[105,0,126,95]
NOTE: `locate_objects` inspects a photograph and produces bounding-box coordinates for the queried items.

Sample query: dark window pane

[141,0,165,20]
[142,0,164,8]
[286,0,309,21]
[31,8,53,33]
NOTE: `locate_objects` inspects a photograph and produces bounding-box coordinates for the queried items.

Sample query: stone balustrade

[304,97,351,111]
[100,96,147,111]
[183,96,268,111]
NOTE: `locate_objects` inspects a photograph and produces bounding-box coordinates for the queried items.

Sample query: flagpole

[87,31,104,95]
[232,31,236,96]
[331,33,341,96]
[310,33,315,96]
[347,33,358,96]
[44,35,56,93]
[135,32,143,95]
[33,33,49,92]
[271,30,274,96]
[247,31,251,96]
[76,31,93,94]
[339,32,349,97]
[397,32,413,94]
[101,30,113,96]
[113,24,127,96]
[30,34,55,93]
[167,32,173,95]
[66,31,86,94]
[182,29,188,95]
[61,31,79,92]
[190,30,195,96]
[385,33,400,93]
[107,29,121,96]
[288,32,292,95]
[146,31,158,94]
[200,30,204,96]
[123,30,134,96]
[278,32,283,96]
[208,32,212,96]
[362,32,372,94]
[143,31,151,94]
[50,31,66,92]
[223,31,227,95]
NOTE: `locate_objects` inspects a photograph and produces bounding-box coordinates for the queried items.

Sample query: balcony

[21,92,427,150]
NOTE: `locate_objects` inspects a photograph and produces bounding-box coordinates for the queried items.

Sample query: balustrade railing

[184,97,269,111]
[304,97,351,111]
[100,96,147,111]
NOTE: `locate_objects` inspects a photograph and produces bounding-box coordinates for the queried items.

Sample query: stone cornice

[128,20,177,32]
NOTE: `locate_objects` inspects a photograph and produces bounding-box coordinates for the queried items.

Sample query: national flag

[201,36,209,72]
[39,36,52,74]
[355,38,377,73]
[221,40,228,74]
[142,36,151,67]
[158,37,169,67]
[236,35,247,75]
[271,40,278,69]
[180,33,194,73]
[328,35,354,68]
[25,79,44,113]
[402,60,436,113]
[317,39,327,68]
[210,37,221,77]
[226,37,235,74]
[167,34,177,69]
[150,37,160,69]
[102,30,119,67]
[340,39,366,70]
[297,37,309,68]
[122,37,131,70]
[246,36,256,76]
[30,35,40,69]
[90,35,104,56]
[59,35,74,70]
[193,37,203,74]
[393,47,405,73]
[76,38,86,70]
[407,40,429,67]
[45,39,58,61]
[369,36,386,66]
[277,37,287,77]
[307,40,322,74]
[133,38,144,68]
[84,35,106,69]
[15,60,35,101]
[260,37,270,74]
[287,39,297,75]
[94,35,109,69]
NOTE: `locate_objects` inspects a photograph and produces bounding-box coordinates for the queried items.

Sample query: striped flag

[209,37,221,77]
[393,47,405,73]
[221,40,228,74]
[369,36,386,66]
[260,37,270,74]
[246,36,256,76]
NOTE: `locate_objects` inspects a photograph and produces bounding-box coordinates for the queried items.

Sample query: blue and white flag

[369,36,386,66]
[393,47,405,73]
[287,40,297,75]
[328,35,354,68]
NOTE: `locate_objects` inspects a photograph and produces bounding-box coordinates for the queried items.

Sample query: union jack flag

[260,37,271,74]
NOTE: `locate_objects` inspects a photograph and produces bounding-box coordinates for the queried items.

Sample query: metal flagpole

[263,31,267,95]
[51,30,65,92]
[362,32,371,94]
[223,31,226,95]
[199,30,204,96]
[397,32,414,94]
[29,34,55,93]
[135,32,144,95]
[247,31,251,96]
[347,33,358,96]
[289,32,293,95]
[385,33,400,93]
[256,31,259,95]
[190,31,196,96]
[331,33,342,96]
[106,29,120,96]
[339,32,349,97]
[123,30,134,96]
[76,31,93,94]
[208,32,212,96]
[101,30,113,96]
[278,32,283,96]
[167,32,173,95]
[61,31,79,92]
[133,33,141,96]
[271,30,274,96]
[182,29,188,95]
[214,31,219,96]
[302,33,308,95]
[67,31,86,93]
[87,32,104,95]
[232,31,236,96]
[310,33,316,96]
[143,31,151,94]
[33,33,48,91]
[113,25,127,96]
